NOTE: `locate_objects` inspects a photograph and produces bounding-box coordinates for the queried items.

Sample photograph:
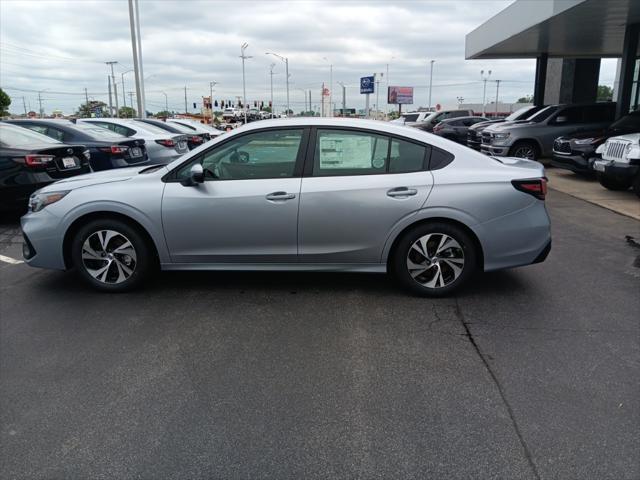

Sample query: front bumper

[481,144,510,156]
[550,153,593,173]
[593,159,640,178]
[21,209,67,270]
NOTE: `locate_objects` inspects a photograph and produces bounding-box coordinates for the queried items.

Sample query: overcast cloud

[0,0,618,115]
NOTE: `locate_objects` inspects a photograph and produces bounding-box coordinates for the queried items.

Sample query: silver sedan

[20,118,551,296]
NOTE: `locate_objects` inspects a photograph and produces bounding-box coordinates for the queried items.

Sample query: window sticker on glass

[319,134,374,169]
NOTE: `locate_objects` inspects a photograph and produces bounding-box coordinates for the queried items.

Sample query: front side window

[314,129,389,176]
[177,129,303,181]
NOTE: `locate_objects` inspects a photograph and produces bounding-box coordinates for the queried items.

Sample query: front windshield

[505,106,535,121]
[402,114,419,122]
[527,106,559,123]
[610,112,640,131]
[0,124,61,146]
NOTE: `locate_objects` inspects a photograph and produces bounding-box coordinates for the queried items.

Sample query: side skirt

[161,263,387,273]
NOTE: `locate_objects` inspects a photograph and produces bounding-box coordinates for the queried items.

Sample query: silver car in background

[78,118,189,164]
[20,118,551,296]
[167,118,223,138]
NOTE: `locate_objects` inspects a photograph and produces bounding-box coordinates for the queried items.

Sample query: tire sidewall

[71,219,151,292]
[392,222,478,297]
[510,141,538,161]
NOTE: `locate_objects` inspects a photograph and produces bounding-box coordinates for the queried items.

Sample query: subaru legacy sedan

[20,118,551,296]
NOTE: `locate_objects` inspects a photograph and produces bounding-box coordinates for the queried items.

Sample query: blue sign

[360,76,375,94]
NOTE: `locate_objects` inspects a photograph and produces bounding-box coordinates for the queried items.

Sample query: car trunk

[28,145,91,179]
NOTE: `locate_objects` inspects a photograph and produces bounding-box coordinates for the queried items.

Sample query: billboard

[387,86,414,105]
[360,76,375,94]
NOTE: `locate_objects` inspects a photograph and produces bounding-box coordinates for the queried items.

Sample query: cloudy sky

[0,0,617,115]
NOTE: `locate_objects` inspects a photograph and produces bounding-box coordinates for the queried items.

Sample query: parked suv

[467,105,547,150]
[432,116,488,143]
[593,133,640,197]
[551,110,640,174]
[415,109,475,132]
[481,103,616,160]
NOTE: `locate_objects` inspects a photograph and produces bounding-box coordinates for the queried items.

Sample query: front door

[162,128,307,263]
[299,128,434,264]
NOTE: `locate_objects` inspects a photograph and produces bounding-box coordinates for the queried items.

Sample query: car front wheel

[509,141,539,161]
[392,222,478,297]
[71,218,153,292]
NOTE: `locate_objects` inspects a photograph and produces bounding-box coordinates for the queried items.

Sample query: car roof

[438,116,486,123]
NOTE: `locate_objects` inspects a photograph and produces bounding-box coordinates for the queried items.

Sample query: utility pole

[209,81,217,125]
[494,79,501,117]
[37,91,43,118]
[321,83,325,117]
[375,73,383,120]
[128,0,143,118]
[105,61,119,117]
[428,59,435,110]
[266,52,290,116]
[84,88,89,117]
[308,90,312,116]
[107,75,113,117]
[184,86,188,115]
[481,70,492,117]
[121,70,133,112]
[128,91,135,112]
[338,82,346,114]
[22,96,27,116]
[269,63,275,118]
[240,43,251,124]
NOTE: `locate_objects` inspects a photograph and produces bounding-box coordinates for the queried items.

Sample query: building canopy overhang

[466,0,640,60]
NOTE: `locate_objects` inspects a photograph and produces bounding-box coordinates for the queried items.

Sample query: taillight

[512,178,547,200]
[25,154,55,167]
[190,135,203,144]
[156,139,176,147]
[99,145,129,154]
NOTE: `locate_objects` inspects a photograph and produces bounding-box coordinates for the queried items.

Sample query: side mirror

[555,115,568,124]
[181,163,204,186]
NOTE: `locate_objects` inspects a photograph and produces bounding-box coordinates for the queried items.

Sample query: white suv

[593,133,640,197]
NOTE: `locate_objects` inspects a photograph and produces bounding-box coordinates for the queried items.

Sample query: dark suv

[551,110,640,174]
[432,116,489,144]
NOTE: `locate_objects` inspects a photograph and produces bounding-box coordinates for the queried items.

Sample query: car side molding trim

[160,263,386,273]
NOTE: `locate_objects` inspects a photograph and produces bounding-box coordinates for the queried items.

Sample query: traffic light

[254,101,257,107]
[193,102,197,109]
[214,100,218,107]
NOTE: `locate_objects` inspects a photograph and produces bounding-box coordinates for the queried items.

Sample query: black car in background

[5,119,148,171]
[0,123,91,211]
[467,105,547,150]
[135,118,207,150]
[432,116,489,144]
[551,110,640,174]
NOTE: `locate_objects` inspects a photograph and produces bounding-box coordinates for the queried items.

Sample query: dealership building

[466,0,639,118]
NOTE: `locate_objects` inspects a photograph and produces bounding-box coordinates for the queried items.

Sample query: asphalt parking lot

[1,190,638,480]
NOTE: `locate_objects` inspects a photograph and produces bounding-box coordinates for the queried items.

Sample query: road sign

[360,76,375,94]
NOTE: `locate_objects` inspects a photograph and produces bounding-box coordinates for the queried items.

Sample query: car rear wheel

[392,222,478,297]
[597,174,631,191]
[71,218,153,292]
[509,141,539,160]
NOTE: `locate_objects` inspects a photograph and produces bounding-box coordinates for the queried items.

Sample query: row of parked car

[0,117,222,211]
[397,102,640,197]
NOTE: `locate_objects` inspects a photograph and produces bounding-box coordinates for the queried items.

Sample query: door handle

[387,187,418,198]
[266,191,296,201]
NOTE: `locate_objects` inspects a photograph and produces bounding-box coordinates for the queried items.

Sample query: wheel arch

[384,216,485,271]
[62,211,160,269]
[509,138,543,157]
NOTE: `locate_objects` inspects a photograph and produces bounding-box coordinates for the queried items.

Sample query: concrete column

[533,54,548,107]
[543,58,600,105]
[616,23,640,118]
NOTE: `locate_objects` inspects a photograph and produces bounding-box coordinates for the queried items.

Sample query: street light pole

[121,70,133,114]
[266,52,289,116]
[161,91,168,114]
[106,61,119,117]
[269,63,276,118]
[385,55,394,116]
[210,81,217,125]
[128,0,143,118]
[480,69,492,117]
[133,0,146,118]
[494,79,501,117]
[428,59,435,110]
[240,43,251,124]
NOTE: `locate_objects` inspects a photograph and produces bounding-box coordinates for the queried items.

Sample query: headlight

[28,191,70,213]
[625,143,633,154]
[492,132,510,145]
[574,137,602,145]
[595,143,606,154]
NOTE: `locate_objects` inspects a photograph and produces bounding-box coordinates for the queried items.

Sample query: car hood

[604,132,640,142]
[38,165,156,193]
[484,121,537,133]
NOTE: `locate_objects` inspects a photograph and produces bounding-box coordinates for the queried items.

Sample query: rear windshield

[402,114,420,122]
[72,123,126,139]
[170,121,197,132]
[131,122,173,135]
[528,106,559,122]
[0,124,61,147]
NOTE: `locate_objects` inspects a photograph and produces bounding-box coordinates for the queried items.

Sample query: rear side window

[46,127,66,142]
[389,138,427,173]
[556,107,583,123]
[429,148,454,170]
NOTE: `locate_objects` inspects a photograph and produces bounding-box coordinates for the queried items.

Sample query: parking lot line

[0,254,23,265]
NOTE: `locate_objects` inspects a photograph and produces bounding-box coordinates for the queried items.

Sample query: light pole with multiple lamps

[240,43,251,124]
[480,69,492,116]
[266,51,290,116]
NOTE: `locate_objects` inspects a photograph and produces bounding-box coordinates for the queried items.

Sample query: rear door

[298,128,433,264]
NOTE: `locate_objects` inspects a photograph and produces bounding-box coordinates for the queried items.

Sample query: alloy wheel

[81,230,137,284]
[406,233,465,288]
[512,145,535,159]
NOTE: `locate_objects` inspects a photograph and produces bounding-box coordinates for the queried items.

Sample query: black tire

[71,218,154,292]
[509,141,539,161]
[633,174,640,199]
[597,174,632,191]
[391,222,478,297]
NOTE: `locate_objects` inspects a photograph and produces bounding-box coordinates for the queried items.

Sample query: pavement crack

[454,297,541,480]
